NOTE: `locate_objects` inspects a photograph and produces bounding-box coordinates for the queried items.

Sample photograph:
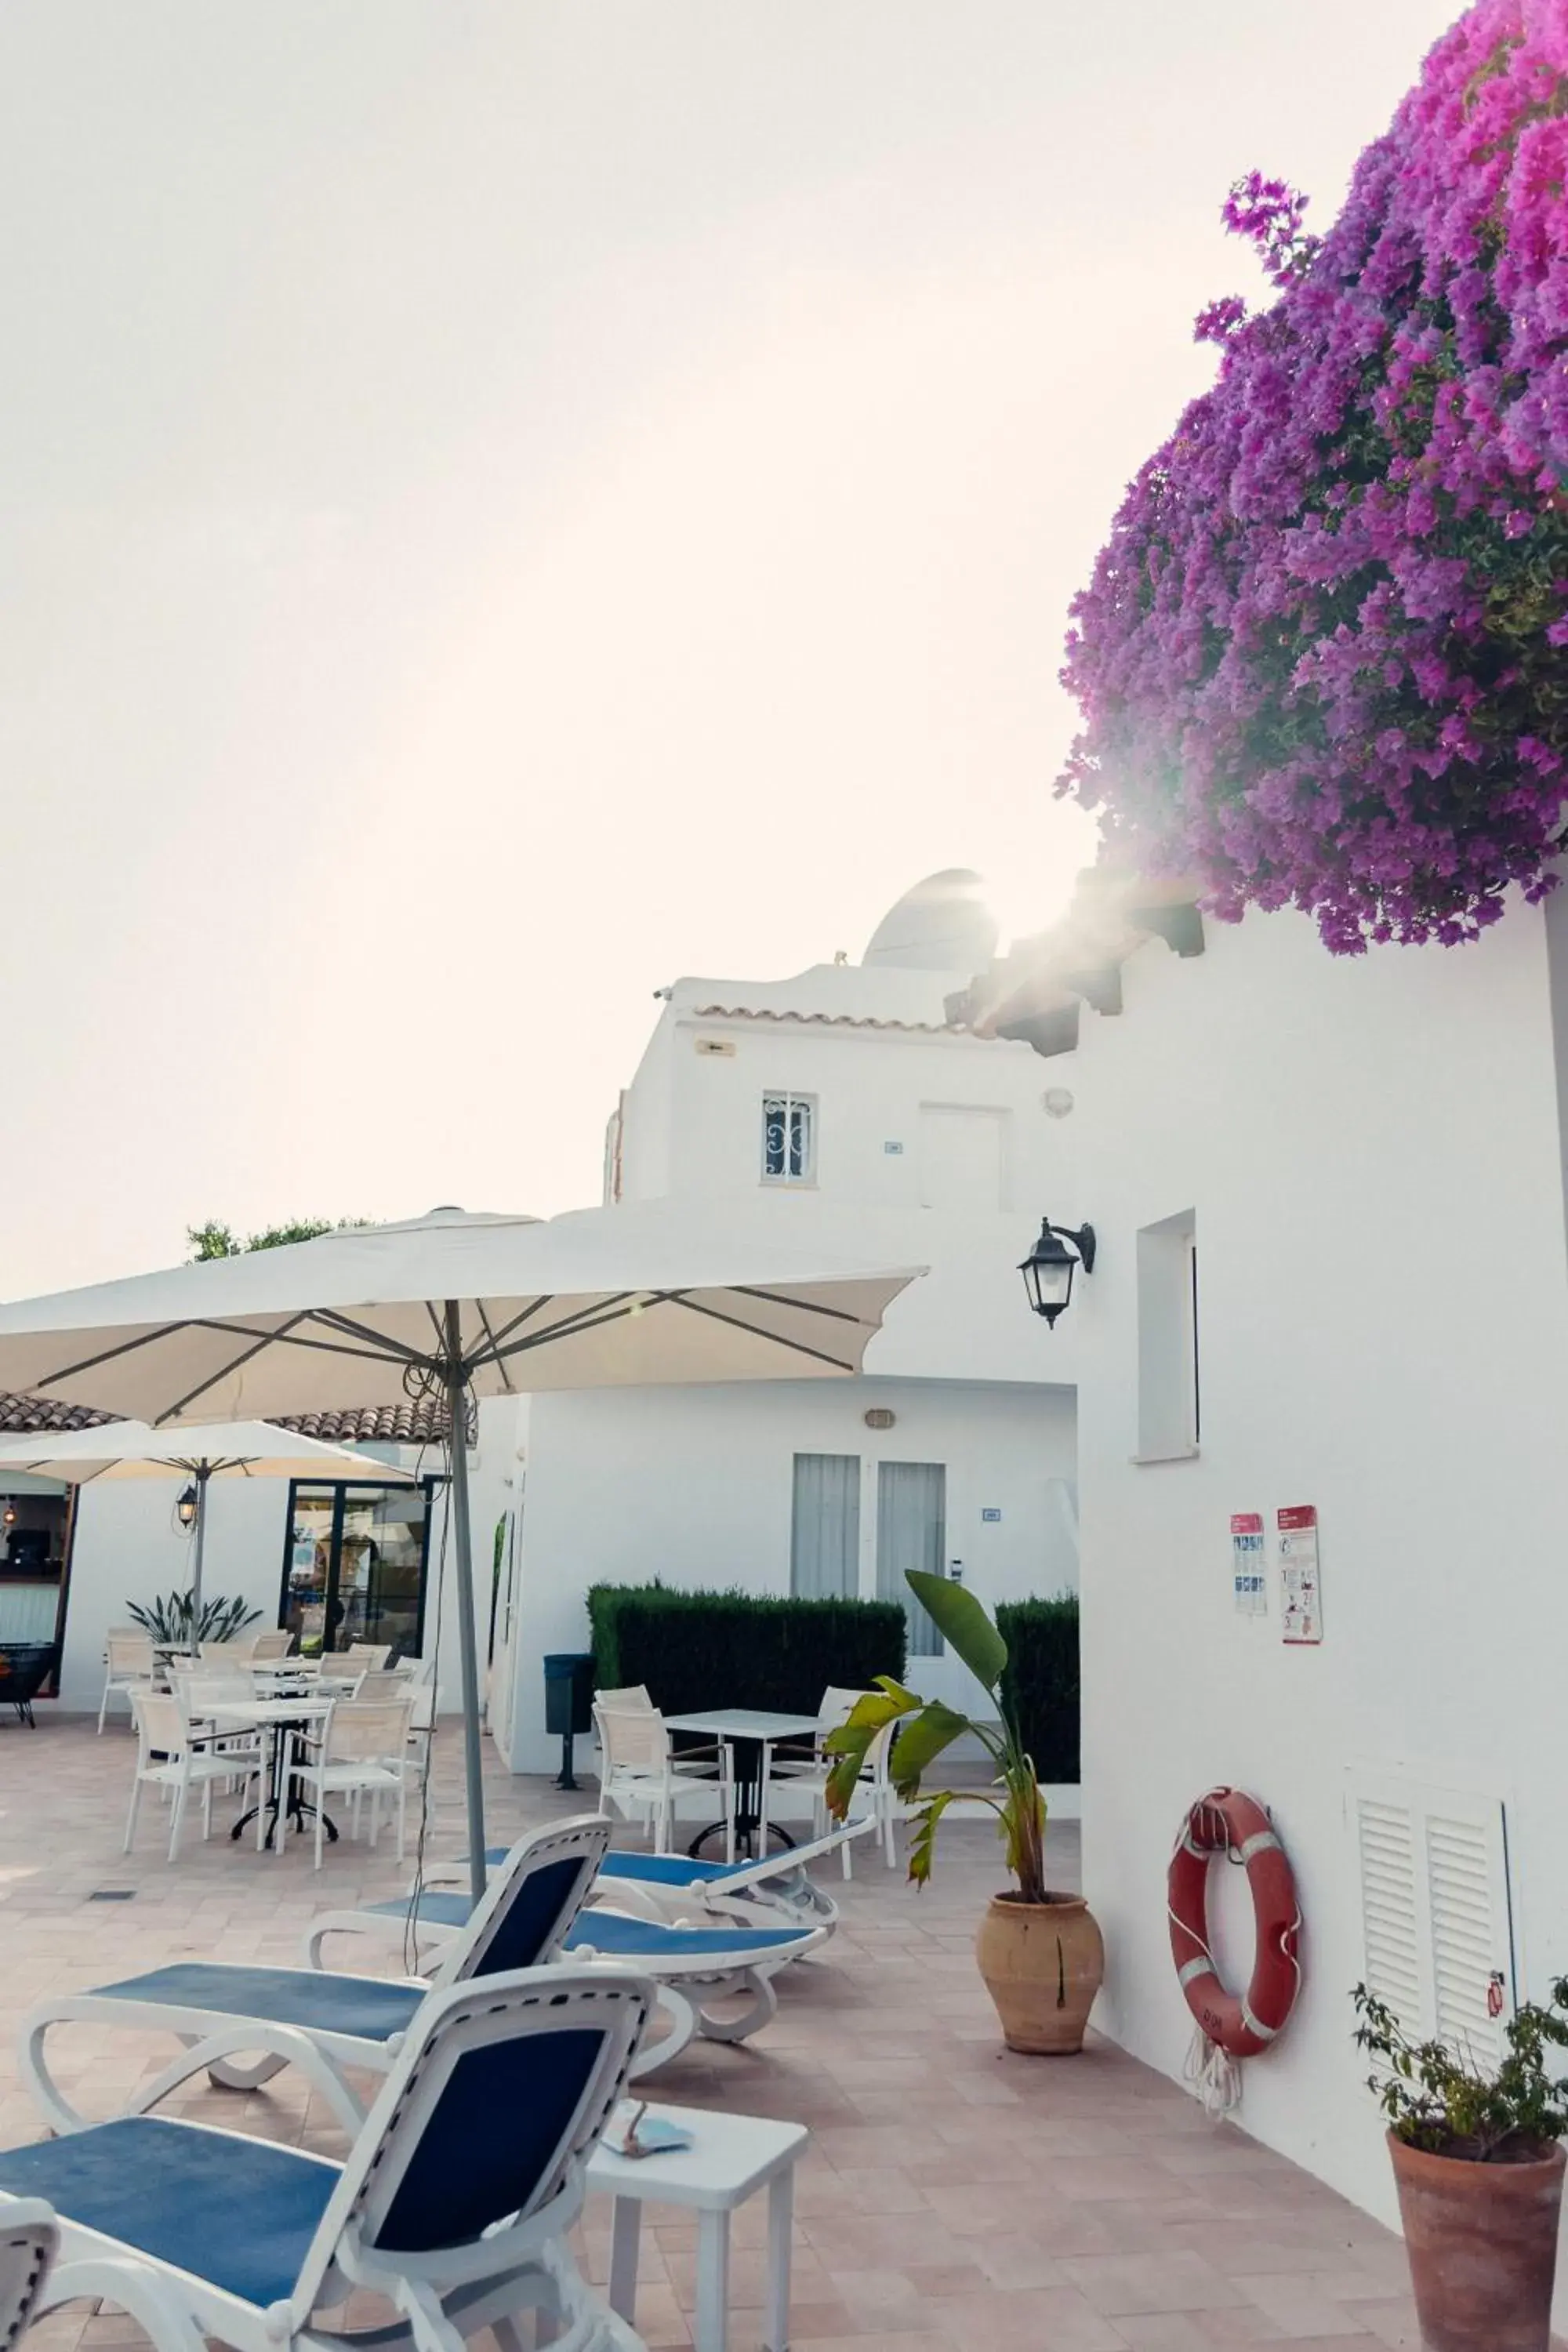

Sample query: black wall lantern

[1020,1215,1097,1327]
[175,1483,199,1530]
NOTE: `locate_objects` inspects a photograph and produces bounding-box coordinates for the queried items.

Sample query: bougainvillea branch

[1058,1,1568,952]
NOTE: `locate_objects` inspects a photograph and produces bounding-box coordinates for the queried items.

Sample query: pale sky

[2,1,1461,1295]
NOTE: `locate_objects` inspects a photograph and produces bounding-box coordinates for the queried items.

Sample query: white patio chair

[337,1641,393,1671]
[122,1688,263,1861]
[197,1638,259,1668]
[248,1628,293,1662]
[773,1701,902,1872]
[176,1672,263,1796]
[593,1698,735,1858]
[24,1819,612,2136]
[1,1962,653,2352]
[289,1694,416,1869]
[97,1632,154,1735]
[596,1682,652,1710]
[401,1675,437,1795]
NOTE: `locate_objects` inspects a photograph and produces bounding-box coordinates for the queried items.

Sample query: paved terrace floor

[0,1718,1421,2352]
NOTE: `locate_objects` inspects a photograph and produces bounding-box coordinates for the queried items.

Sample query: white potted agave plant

[825,1569,1102,2054]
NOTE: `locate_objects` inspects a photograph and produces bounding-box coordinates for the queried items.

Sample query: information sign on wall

[1278,1504,1323,1644]
[1231,1512,1266,1615]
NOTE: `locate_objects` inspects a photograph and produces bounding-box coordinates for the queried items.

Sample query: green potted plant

[125,1590,262,1647]
[825,1568,1102,2053]
[1353,1979,1568,2352]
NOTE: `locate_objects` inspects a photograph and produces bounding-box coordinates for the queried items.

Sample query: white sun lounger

[303,1842,830,2065]
[20,1816,612,2139]
[0,1965,653,2352]
[591,1818,875,1927]
[2,2198,57,2350]
[312,1817,869,1967]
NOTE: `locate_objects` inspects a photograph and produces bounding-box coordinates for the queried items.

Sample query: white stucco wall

[1070,899,1568,2245]
[503,1374,1076,1773]
[616,967,1076,1225]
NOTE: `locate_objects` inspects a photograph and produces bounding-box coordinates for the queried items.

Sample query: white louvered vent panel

[1356,1798,1424,2027]
[1428,1813,1504,2068]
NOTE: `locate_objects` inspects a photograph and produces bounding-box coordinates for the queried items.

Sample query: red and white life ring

[1167,1787,1302,2060]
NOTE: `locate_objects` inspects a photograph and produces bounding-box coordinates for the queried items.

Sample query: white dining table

[206,1694,336,1853]
[662,1709,822,1859]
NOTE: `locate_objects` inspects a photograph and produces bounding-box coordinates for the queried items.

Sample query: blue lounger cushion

[0,2115,336,2307]
[91,1963,424,2042]
[562,1913,808,1958]
[358,1900,808,1961]
[364,1893,474,1930]
[599,1853,753,1887]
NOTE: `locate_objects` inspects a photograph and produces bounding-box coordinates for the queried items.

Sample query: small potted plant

[125,1591,262,1647]
[1353,1979,1568,2352]
[825,1568,1102,2053]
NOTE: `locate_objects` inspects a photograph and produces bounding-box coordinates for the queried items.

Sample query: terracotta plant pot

[1388,2129,1566,2352]
[975,1889,1104,2054]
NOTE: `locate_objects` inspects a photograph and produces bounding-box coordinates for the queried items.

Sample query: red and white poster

[1230,1512,1267,1616]
[1278,1504,1323,1644]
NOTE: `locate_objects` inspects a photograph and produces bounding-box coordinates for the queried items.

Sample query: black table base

[685,1735,801,1862]
[229,1720,337,1853]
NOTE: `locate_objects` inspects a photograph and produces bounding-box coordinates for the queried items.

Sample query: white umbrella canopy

[0,1203,918,1419]
[0,1201,924,1893]
[0,1420,416,1637]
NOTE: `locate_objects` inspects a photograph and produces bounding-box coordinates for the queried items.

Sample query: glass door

[876,1461,946,1657]
[280,1480,433,1657]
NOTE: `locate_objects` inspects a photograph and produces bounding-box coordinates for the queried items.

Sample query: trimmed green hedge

[586,1583,907,1717]
[997,1594,1079,1783]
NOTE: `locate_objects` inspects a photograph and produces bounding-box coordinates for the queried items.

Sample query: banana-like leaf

[888,1699,973,1798]
[906,1570,1007,1694]
[906,1788,1000,1888]
[822,1684,920,1819]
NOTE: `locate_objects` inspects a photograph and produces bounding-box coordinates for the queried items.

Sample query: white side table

[586,2101,808,2352]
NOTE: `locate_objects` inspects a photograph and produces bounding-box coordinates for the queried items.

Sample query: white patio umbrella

[0,1419,416,1640]
[0,1200,924,1896]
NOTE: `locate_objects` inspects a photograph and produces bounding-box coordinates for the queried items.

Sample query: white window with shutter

[1352,1771,1515,2071]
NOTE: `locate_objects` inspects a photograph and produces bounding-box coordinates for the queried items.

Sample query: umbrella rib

[663,1291,860,1371]
[7,1319,214,1396]
[490,1294,647,1365]
[472,1301,514,1390]
[477,1297,553,1352]
[149,1316,318,1426]
[731,1283,869,1327]
[310,1309,435,1369]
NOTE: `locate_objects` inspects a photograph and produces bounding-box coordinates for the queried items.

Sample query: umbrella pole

[190,1464,210,1649]
[443,1306,488,1907]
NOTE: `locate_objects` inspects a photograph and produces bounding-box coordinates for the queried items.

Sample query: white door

[918,1106,1005,1210]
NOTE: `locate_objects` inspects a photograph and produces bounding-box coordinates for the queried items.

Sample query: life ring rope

[1167,1785,1302,2108]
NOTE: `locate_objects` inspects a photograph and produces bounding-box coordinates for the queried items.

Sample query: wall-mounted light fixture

[1019,1216,1097,1328]
[175,1484,199,1531]
[1,1502,14,1528]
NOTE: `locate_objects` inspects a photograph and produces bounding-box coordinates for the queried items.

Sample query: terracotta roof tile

[0,1393,115,1435]
[278,1403,450,1446]
[691,1002,973,1036]
[0,1395,452,1445]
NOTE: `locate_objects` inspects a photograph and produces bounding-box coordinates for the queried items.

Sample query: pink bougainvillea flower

[1058,0,1568,952]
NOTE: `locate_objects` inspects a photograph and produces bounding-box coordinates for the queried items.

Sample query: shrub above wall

[997,1595,1080,1784]
[587,1583,908,1717]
